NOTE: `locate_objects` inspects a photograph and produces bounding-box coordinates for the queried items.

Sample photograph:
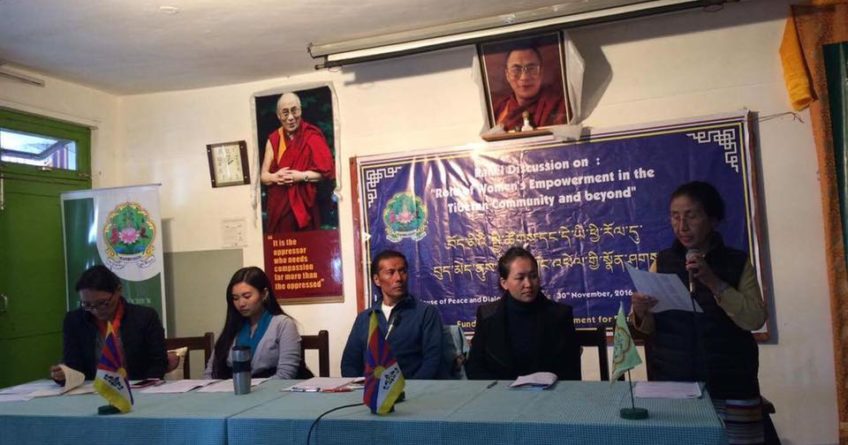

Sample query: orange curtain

[780,2,848,443]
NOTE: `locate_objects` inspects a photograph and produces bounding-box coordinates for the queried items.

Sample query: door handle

[0,294,7,313]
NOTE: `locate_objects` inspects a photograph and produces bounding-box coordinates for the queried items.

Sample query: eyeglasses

[506,64,541,79]
[278,106,301,119]
[80,293,115,311]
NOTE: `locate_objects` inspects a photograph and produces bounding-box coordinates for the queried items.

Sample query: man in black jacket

[50,265,167,382]
[466,247,581,381]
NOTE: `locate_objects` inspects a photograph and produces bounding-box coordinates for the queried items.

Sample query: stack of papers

[634,381,702,399]
[0,366,91,401]
[509,372,557,389]
[284,377,355,393]
[0,381,55,402]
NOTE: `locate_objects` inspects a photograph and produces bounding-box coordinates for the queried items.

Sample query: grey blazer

[204,314,302,379]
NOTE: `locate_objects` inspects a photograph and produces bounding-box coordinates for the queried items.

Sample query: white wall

[2,0,837,443]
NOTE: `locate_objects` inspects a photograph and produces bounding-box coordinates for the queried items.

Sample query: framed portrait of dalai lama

[478,32,571,131]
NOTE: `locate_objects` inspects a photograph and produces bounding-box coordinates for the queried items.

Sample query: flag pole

[612,301,648,419]
[619,370,649,419]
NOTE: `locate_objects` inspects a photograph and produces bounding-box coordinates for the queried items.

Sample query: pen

[486,381,498,389]
[321,387,353,393]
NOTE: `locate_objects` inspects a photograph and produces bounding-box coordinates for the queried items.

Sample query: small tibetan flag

[611,302,642,382]
[93,322,134,413]
[363,311,405,415]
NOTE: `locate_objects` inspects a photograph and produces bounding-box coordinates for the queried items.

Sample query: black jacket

[465,293,581,381]
[61,299,167,380]
[650,234,760,399]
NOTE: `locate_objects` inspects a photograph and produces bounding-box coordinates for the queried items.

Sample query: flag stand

[97,405,122,415]
[619,370,649,420]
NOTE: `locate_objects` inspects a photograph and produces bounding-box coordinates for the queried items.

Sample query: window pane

[0,127,77,170]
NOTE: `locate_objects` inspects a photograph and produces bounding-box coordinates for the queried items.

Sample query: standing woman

[630,181,768,444]
[204,267,301,379]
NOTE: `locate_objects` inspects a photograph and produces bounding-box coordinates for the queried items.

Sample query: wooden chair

[575,326,610,381]
[164,331,214,378]
[300,330,330,377]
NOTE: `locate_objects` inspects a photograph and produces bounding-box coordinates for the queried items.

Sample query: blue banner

[357,112,762,331]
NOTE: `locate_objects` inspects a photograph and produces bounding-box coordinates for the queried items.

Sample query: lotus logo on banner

[102,202,157,270]
[383,192,428,242]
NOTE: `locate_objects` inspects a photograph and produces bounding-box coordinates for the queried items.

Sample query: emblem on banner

[383,192,428,242]
[102,202,157,269]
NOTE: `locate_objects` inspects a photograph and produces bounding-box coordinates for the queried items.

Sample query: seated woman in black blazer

[49,265,167,382]
[465,247,581,381]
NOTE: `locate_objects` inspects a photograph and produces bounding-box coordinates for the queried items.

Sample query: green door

[0,108,91,387]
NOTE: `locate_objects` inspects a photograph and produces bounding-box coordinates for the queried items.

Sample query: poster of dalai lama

[253,85,342,303]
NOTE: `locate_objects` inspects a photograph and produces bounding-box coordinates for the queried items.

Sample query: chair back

[164,332,214,378]
[441,325,469,379]
[575,326,610,381]
[300,330,330,377]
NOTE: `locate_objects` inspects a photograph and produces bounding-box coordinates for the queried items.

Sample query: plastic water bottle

[232,346,251,395]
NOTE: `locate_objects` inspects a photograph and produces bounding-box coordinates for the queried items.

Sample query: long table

[0,380,727,445]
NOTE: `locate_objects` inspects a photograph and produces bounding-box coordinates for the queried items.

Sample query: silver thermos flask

[232,345,252,395]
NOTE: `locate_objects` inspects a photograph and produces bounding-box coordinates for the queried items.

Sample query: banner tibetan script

[356,112,764,332]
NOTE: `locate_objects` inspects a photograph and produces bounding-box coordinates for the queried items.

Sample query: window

[0,107,90,178]
[0,127,77,170]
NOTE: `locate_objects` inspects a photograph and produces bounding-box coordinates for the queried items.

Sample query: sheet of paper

[509,372,557,389]
[64,382,95,395]
[626,264,703,313]
[27,365,87,397]
[139,379,215,394]
[634,381,702,399]
[0,380,58,395]
[285,377,355,392]
[60,365,85,392]
[0,394,33,402]
[1,374,92,399]
[29,386,65,397]
[196,378,270,393]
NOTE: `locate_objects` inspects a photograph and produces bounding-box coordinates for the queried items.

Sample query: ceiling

[0,0,705,95]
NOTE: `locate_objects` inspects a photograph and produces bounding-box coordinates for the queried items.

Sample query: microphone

[385,313,401,340]
[686,248,702,294]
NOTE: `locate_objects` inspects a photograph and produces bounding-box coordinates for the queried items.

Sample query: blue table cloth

[0,380,284,445]
[0,380,727,445]
[228,380,728,445]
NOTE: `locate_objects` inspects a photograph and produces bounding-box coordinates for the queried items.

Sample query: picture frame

[478,32,571,131]
[252,85,343,304]
[206,140,250,188]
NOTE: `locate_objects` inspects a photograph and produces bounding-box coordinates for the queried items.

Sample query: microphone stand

[689,268,702,387]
